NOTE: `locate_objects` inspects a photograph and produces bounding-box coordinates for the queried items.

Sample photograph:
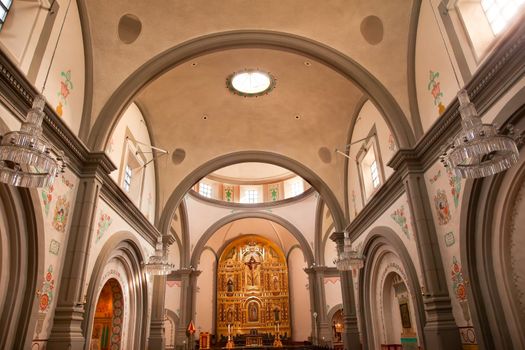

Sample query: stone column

[403,171,461,349]
[175,268,201,350]
[304,267,318,344]
[148,235,176,350]
[330,232,361,350]
[47,175,102,349]
[304,266,332,345]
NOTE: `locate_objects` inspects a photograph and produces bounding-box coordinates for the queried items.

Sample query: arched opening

[91,278,125,350]
[330,308,344,345]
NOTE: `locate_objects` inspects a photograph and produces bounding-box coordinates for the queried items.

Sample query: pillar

[47,176,102,349]
[304,266,332,345]
[331,232,361,350]
[175,268,201,350]
[403,171,462,349]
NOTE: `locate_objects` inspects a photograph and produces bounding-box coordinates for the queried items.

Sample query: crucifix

[244,256,261,286]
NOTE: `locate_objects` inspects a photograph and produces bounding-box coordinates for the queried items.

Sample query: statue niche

[216,235,290,339]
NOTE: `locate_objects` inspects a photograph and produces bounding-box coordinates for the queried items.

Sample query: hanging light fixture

[334,233,364,271]
[143,239,175,276]
[0,0,72,188]
[440,89,521,178]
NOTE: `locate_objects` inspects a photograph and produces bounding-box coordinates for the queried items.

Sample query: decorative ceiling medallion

[226,69,276,97]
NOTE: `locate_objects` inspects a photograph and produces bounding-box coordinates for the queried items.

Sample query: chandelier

[0,0,73,188]
[0,94,66,187]
[142,240,175,276]
[334,235,364,271]
[440,89,520,178]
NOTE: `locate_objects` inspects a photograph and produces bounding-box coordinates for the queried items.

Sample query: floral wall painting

[428,70,446,115]
[434,189,451,225]
[388,133,397,152]
[447,167,461,208]
[61,175,75,191]
[38,265,55,312]
[391,205,410,239]
[52,196,70,233]
[269,185,279,201]
[56,70,73,117]
[41,184,55,216]
[224,186,234,202]
[428,170,442,184]
[451,256,471,323]
[49,239,60,256]
[96,212,113,242]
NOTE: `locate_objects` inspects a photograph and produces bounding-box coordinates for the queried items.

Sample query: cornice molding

[0,48,160,247]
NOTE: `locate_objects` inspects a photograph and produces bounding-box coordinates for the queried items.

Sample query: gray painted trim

[343,95,368,221]
[438,2,472,84]
[158,151,347,238]
[314,196,325,264]
[189,211,314,268]
[169,227,183,269]
[88,30,415,152]
[359,226,427,350]
[321,222,335,266]
[187,186,316,209]
[286,244,303,264]
[83,232,148,350]
[178,199,191,267]
[76,0,94,143]
[407,0,424,140]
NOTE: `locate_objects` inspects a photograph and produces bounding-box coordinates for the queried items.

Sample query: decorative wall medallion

[41,184,55,216]
[56,70,73,117]
[391,205,410,239]
[49,239,60,255]
[38,265,55,312]
[428,70,445,115]
[444,232,455,247]
[428,169,442,184]
[434,190,451,225]
[96,212,113,242]
[52,196,70,233]
[447,168,461,208]
[388,133,397,152]
[451,256,470,323]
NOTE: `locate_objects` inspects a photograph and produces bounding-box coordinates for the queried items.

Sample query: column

[403,172,461,349]
[331,232,361,350]
[175,268,201,350]
[304,266,332,345]
[47,176,102,349]
[148,235,176,350]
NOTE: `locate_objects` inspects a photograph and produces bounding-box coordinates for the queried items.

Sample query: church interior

[0,1,524,349]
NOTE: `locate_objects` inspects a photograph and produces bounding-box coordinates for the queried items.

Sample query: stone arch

[459,92,525,350]
[83,232,148,350]
[359,226,426,350]
[88,30,415,153]
[0,185,44,349]
[190,211,314,268]
[159,151,346,240]
[165,308,180,349]
[326,303,344,325]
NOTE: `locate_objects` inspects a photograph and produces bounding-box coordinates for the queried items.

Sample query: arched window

[0,0,12,31]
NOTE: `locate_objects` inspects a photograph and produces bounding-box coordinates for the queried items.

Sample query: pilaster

[173,268,201,350]
[330,232,361,350]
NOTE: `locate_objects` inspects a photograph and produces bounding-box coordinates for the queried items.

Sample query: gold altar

[217,235,291,339]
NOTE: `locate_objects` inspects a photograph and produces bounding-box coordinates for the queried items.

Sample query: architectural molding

[407,0,424,140]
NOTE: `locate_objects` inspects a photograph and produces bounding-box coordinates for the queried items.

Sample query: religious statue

[273,307,280,322]
[248,302,259,322]
[244,255,261,286]
[227,278,234,294]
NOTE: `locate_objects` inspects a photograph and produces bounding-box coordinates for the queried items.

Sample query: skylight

[227,70,275,97]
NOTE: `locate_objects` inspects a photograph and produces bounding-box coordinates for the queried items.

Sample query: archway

[91,279,124,350]
[327,305,344,345]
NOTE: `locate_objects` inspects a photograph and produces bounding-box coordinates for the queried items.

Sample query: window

[370,160,380,189]
[481,0,524,34]
[0,0,12,31]
[356,133,384,201]
[123,165,132,192]
[199,183,212,198]
[290,181,304,196]
[246,190,258,203]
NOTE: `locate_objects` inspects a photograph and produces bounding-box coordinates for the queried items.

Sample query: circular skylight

[227,70,275,97]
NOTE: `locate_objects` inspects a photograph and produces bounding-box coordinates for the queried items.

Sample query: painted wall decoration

[41,184,55,216]
[428,169,442,184]
[434,190,451,225]
[55,70,73,117]
[451,256,470,323]
[38,265,55,312]
[49,239,60,256]
[61,175,75,190]
[96,211,113,242]
[111,282,124,349]
[351,190,358,217]
[447,168,461,208]
[269,185,279,201]
[427,70,445,115]
[224,186,234,202]
[388,133,397,152]
[52,195,70,233]
[391,205,410,239]
[444,232,455,247]
[145,192,152,220]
